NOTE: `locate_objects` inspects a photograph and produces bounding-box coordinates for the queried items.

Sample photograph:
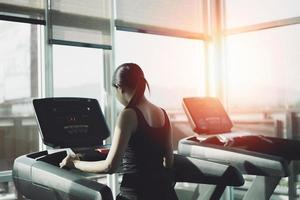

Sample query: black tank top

[122,106,170,174]
[119,107,178,200]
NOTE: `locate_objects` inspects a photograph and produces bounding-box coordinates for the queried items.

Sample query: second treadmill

[178,97,300,200]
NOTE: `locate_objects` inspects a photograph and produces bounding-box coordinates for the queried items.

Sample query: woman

[60,63,178,200]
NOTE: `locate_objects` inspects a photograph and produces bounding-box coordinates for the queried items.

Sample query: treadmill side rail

[13,153,113,200]
[173,154,244,200]
[173,154,244,186]
[178,138,290,177]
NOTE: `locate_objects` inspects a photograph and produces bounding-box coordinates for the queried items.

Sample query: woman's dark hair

[112,63,150,107]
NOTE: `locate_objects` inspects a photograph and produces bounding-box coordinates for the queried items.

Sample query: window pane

[225,0,300,28]
[0,0,45,20]
[53,45,105,109]
[226,24,300,110]
[50,0,111,47]
[0,20,40,172]
[115,31,205,111]
[116,0,204,38]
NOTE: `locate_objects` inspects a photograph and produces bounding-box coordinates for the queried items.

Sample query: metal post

[203,0,210,97]
[105,0,119,198]
[38,0,53,151]
[209,0,226,103]
[286,112,297,200]
[44,0,53,98]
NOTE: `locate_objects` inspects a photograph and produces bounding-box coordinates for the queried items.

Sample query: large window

[53,45,106,109]
[0,21,40,172]
[225,0,300,28]
[226,24,300,110]
[224,2,300,198]
[115,31,205,111]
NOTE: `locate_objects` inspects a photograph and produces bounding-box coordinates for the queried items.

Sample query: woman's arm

[163,124,174,168]
[60,108,137,173]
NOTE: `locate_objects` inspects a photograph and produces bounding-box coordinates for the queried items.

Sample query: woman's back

[122,104,168,173]
[119,103,177,200]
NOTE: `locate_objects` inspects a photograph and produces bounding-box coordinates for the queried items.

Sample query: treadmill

[178,97,300,200]
[13,97,113,200]
[12,97,244,200]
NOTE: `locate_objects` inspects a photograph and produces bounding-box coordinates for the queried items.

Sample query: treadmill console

[183,97,233,134]
[33,97,110,148]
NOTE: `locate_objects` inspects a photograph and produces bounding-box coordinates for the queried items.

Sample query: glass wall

[0,20,41,197]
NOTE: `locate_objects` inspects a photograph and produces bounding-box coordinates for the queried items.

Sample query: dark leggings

[116,194,131,200]
[117,173,178,200]
[116,188,178,200]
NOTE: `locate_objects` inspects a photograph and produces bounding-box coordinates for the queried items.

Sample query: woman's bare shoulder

[119,108,137,120]
[116,108,138,131]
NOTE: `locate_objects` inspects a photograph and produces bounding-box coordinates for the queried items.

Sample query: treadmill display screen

[183,97,233,134]
[33,98,110,148]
